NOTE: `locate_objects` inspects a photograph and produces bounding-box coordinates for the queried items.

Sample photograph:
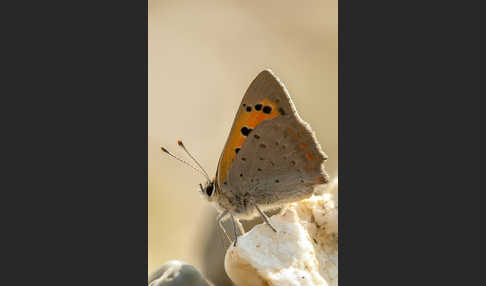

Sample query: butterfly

[162,69,328,246]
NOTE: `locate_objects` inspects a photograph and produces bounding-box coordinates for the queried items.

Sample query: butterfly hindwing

[228,114,328,207]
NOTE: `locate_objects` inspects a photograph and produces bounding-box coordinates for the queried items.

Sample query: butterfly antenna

[177,140,211,180]
[161,146,209,180]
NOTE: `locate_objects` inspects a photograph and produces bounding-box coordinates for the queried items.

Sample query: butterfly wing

[216,69,328,206]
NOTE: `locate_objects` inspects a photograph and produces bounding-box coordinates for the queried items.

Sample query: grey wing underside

[227,115,329,207]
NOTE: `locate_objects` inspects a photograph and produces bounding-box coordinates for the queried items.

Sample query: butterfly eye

[206,184,214,196]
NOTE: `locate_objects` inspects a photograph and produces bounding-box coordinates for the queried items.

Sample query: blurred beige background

[148,0,337,280]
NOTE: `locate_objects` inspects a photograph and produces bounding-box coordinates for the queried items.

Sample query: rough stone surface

[224,177,338,286]
[149,260,213,286]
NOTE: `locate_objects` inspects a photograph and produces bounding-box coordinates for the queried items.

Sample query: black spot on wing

[263,106,272,114]
[241,126,252,136]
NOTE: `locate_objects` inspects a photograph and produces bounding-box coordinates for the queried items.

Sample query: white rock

[225,178,338,286]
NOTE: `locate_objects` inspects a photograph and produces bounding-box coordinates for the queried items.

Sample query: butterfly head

[199,179,233,213]
[199,180,217,201]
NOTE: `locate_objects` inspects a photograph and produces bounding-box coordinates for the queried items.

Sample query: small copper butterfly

[162,69,328,246]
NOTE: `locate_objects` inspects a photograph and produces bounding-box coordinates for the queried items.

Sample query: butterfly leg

[230,213,240,247]
[255,205,278,232]
[235,218,245,236]
[217,210,232,245]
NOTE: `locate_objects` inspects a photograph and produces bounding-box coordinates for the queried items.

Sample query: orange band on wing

[218,99,279,184]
